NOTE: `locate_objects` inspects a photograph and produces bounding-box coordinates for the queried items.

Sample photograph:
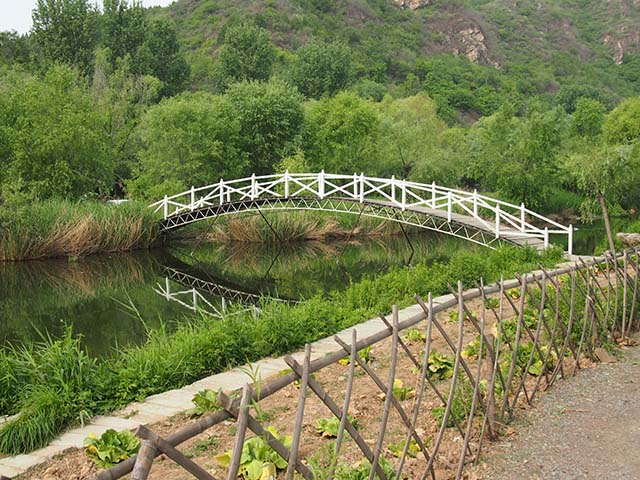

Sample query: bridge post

[219,179,224,205]
[165,277,170,300]
[391,175,396,204]
[544,227,549,249]
[447,191,452,222]
[251,174,256,200]
[163,195,168,219]
[520,203,526,232]
[568,225,574,256]
[319,170,325,199]
[190,186,195,211]
[495,205,501,238]
[284,170,289,199]
[473,189,478,217]
[431,182,436,208]
[359,173,364,203]
[401,179,406,211]
[353,173,358,199]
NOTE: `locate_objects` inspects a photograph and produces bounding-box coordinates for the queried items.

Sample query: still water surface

[0,220,615,356]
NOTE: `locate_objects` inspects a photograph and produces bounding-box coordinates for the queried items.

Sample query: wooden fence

[94,247,639,480]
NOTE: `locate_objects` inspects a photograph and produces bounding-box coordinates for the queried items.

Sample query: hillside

[157,0,640,107]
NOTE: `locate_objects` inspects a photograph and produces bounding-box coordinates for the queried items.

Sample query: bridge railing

[149,172,574,255]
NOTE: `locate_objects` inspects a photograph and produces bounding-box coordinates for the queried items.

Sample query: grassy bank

[0,246,564,454]
[0,200,161,261]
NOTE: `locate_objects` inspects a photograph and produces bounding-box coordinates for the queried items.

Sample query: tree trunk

[598,192,616,255]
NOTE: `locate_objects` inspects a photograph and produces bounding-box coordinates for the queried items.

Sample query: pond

[0,217,618,357]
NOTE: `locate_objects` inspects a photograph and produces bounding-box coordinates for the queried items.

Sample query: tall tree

[134,18,190,97]
[31,0,98,75]
[225,80,304,174]
[101,0,146,64]
[214,23,276,90]
[290,40,352,99]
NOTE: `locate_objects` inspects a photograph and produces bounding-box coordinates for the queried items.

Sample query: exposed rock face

[603,0,640,64]
[395,0,430,10]
[617,232,640,246]
[453,26,499,67]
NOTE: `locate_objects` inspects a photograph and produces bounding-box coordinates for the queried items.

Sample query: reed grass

[0,246,565,454]
[0,200,161,261]
[202,211,402,243]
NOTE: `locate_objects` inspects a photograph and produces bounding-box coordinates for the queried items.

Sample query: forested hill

[155,0,640,117]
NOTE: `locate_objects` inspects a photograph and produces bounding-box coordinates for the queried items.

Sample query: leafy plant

[187,389,221,417]
[215,427,291,480]
[427,351,454,380]
[84,429,140,469]
[388,438,421,458]
[448,310,475,323]
[403,328,426,342]
[335,457,397,480]
[507,288,521,300]
[461,335,486,359]
[484,297,500,309]
[315,415,358,437]
[392,379,415,401]
[339,346,373,366]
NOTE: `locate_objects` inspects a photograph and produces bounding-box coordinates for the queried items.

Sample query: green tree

[225,80,305,174]
[571,97,605,138]
[304,92,381,174]
[134,18,190,97]
[31,0,98,75]
[468,105,567,207]
[0,66,113,201]
[290,40,352,99]
[214,23,276,90]
[0,31,31,65]
[603,97,640,145]
[377,93,452,181]
[569,144,640,252]
[92,49,162,195]
[129,92,245,200]
[101,0,146,64]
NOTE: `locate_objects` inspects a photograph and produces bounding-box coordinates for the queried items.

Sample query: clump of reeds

[207,211,399,243]
[0,200,161,261]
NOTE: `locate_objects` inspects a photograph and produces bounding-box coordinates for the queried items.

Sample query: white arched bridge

[150,172,574,255]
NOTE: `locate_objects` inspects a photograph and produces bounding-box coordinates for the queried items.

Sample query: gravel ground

[474,340,640,480]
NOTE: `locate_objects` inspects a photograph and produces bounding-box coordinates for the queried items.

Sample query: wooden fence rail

[94,247,640,480]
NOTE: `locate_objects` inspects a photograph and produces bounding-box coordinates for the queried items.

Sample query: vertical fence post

[319,169,325,199]
[401,179,406,211]
[391,175,396,204]
[359,173,365,203]
[284,170,290,199]
[447,191,452,222]
[520,203,526,232]
[495,205,501,238]
[163,195,168,219]
[473,189,478,217]
[568,225,574,256]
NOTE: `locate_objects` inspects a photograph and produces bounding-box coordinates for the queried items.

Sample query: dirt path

[474,341,640,480]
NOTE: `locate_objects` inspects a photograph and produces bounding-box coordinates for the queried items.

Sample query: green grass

[0,245,564,454]
[0,200,161,261]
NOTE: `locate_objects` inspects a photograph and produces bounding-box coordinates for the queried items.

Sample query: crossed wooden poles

[93,247,640,480]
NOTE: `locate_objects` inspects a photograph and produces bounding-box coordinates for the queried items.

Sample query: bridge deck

[375,200,547,251]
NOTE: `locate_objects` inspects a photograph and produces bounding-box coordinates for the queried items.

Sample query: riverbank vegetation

[0,246,563,454]
[0,200,160,261]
